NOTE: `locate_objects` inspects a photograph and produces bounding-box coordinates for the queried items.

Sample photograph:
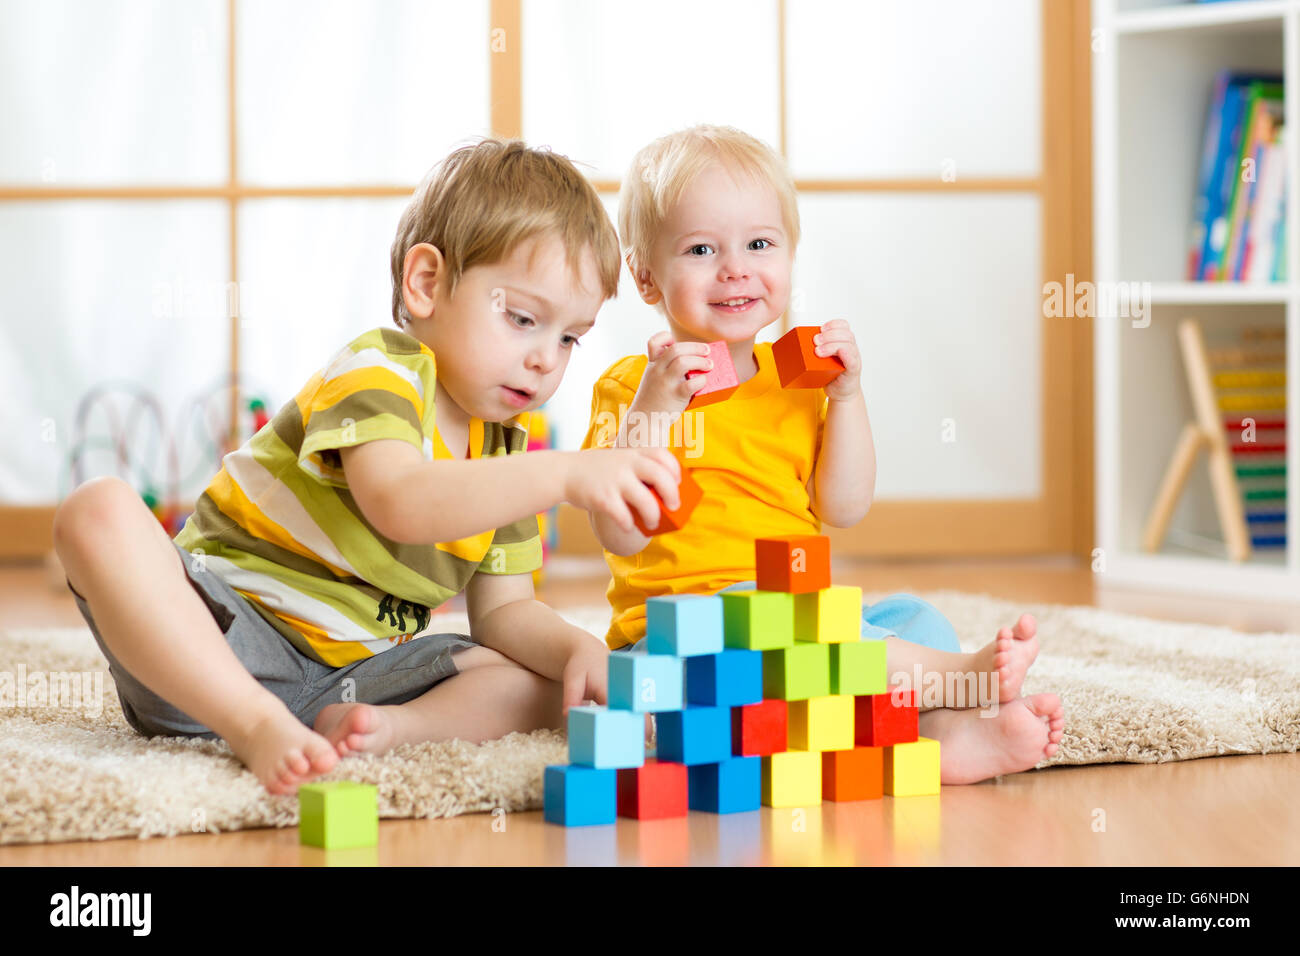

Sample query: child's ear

[626,252,662,306]
[403,243,445,321]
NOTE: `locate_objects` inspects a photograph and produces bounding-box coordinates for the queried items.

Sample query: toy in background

[543,534,940,827]
[63,381,274,539]
[1143,320,1287,560]
[526,407,559,587]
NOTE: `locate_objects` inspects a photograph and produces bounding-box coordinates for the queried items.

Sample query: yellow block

[762,750,822,807]
[787,695,855,751]
[884,736,941,796]
[794,585,862,643]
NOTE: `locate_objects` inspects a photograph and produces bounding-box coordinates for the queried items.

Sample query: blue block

[688,756,761,814]
[568,705,645,768]
[646,595,725,656]
[656,706,732,765]
[608,653,684,712]
[543,765,616,826]
[685,649,763,706]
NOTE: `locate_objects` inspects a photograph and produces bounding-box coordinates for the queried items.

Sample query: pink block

[686,341,740,409]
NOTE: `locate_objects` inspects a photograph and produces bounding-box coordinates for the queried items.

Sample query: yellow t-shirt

[580,341,828,649]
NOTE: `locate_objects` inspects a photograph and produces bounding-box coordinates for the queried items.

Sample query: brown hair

[390,138,621,328]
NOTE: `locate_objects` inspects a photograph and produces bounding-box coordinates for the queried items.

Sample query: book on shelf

[1186,71,1287,282]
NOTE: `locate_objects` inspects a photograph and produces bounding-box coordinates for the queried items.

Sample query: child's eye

[751,238,772,251]
[509,312,534,328]
[561,334,582,349]
[687,244,713,256]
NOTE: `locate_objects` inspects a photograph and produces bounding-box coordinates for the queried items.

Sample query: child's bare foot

[972,613,1038,704]
[921,692,1064,785]
[226,706,340,795]
[315,702,398,757]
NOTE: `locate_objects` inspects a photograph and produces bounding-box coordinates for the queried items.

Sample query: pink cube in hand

[685,340,740,409]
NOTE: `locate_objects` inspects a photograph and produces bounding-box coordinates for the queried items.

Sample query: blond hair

[390,138,621,329]
[618,125,800,284]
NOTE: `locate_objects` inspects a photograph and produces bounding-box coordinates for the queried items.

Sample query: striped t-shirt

[173,327,543,667]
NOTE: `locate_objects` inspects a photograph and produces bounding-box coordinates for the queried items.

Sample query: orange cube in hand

[633,467,703,536]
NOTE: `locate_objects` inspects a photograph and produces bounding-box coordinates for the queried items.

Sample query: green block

[721,591,795,650]
[299,781,379,849]
[762,644,831,700]
[831,639,887,696]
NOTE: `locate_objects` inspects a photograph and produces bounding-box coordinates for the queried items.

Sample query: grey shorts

[67,541,478,739]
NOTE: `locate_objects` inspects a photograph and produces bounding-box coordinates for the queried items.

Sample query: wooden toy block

[854,687,919,747]
[633,465,703,536]
[656,705,733,765]
[794,585,863,643]
[884,737,940,796]
[646,594,724,656]
[732,698,788,757]
[787,694,855,752]
[761,750,822,807]
[568,705,646,768]
[685,339,740,409]
[685,648,763,707]
[755,535,831,593]
[762,643,831,701]
[689,756,761,814]
[609,652,684,712]
[823,746,884,802]
[772,325,845,389]
[831,639,887,696]
[298,781,378,849]
[720,590,795,650]
[544,764,617,826]
[617,758,689,819]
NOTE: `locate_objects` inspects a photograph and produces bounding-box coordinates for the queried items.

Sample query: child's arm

[808,320,876,527]
[339,438,679,544]
[465,569,610,714]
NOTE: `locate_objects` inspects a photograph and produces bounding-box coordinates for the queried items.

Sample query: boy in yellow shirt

[54,139,680,795]
[582,125,1065,784]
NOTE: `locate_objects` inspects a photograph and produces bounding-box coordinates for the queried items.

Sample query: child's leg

[865,594,1040,707]
[313,645,565,754]
[52,477,339,793]
[917,693,1065,784]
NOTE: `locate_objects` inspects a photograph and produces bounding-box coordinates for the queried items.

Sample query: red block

[855,687,919,747]
[685,340,740,409]
[633,466,704,536]
[823,746,884,801]
[732,699,788,757]
[617,758,689,820]
[772,325,845,389]
[755,535,831,593]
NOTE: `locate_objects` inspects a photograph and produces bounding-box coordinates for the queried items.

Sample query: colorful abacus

[543,534,941,826]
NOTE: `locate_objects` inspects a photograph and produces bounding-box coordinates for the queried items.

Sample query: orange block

[755,534,831,593]
[634,466,703,536]
[822,746,883,802]
[772,325,845,389]
[685,340,740,409]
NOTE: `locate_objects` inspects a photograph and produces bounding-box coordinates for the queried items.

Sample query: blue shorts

[614,582,961,655]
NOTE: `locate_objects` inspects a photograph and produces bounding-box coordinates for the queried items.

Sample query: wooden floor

[2,553,1297,866]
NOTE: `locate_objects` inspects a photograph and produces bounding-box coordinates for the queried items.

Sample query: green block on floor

[721,591,795,650]
[762,643,830,700]
[831,639,887,696]
[299,781,379,849]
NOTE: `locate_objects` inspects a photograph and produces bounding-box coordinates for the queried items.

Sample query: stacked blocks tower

[543,534,940,826]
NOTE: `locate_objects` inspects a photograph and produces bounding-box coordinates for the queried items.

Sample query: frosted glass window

[0,0,228,184]
[786,0,1040,179]
[522,0,780,179]
[236,198,411,407]
[238,0,491,186]
[0,201,230,504]
[793,193,1042,499]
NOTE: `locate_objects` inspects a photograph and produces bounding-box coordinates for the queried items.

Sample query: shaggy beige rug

[2,591,1298,844]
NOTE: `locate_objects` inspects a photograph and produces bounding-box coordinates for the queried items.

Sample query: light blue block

[544,765,616,826]
[567,705,645,768]
[646,595,725,656]
[608,653,684,712]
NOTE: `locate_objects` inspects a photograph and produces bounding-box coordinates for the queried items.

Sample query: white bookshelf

[1094,0,1300,602]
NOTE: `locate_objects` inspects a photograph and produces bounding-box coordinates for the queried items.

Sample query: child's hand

[560,635,610,716]
[815,320,862,401]
[636,331,714,414]
[565,446,682,534]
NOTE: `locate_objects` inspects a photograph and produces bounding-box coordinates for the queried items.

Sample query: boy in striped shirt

[53,139,680,795]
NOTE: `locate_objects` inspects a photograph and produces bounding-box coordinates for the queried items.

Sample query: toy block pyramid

[543,534,940,826]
